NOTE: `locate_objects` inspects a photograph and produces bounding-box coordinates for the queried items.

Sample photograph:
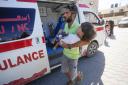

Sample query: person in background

[109,20,114,36]
[104,21,110,45]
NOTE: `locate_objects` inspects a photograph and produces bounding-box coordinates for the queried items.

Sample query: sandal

[75,71,84,85]
[67,80,74,85]
[77,71,83,81]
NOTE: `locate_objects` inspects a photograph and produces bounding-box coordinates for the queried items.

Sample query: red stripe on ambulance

[17,0,37,3]
[6,68,47,85]
[96,27,104,31]
[79,4,89,8]
[0,39,32,53]
[42,36,45,43]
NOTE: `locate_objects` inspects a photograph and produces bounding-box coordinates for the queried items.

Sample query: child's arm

[61,40,90,49]
[70,40,90,47]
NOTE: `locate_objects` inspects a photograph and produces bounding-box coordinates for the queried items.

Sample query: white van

[0,0,105,85]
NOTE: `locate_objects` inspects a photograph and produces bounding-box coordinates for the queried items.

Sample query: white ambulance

[0,0,105,85]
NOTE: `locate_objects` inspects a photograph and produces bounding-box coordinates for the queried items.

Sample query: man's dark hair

[64,4,78,14]
[81,22,96,41]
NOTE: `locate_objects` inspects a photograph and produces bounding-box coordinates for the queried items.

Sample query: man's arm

[60,40,90,48]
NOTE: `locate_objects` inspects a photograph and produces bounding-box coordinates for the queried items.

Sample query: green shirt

[63,21,80,59]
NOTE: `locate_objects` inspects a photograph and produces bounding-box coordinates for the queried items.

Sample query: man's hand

[59,40,68,48]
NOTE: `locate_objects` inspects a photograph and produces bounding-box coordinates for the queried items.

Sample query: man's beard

[66,18,72,23]
[64,15,73,23]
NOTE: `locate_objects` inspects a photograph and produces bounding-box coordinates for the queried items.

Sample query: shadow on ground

[109,35,116,40]
[79,51,105,85]
[27,51,105,85]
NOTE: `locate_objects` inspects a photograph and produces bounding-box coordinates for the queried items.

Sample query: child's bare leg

[66,72,74,85]
[76,71,83,81]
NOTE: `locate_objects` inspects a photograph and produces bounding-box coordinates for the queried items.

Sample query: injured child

[61,34,80,44]
[53,33,80,49]
[53,22,96,49]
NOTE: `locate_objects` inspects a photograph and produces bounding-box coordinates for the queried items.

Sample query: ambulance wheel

[86,41,98,57]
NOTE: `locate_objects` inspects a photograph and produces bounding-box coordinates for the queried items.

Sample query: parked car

[118,17,128,28]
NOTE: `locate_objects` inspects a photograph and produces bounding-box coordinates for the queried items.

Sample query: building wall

[99,5,128,25]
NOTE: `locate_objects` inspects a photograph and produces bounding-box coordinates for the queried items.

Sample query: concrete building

[99,4,128,25]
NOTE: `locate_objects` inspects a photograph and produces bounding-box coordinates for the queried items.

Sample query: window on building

[111,4,114,8]
[115,3,118,8]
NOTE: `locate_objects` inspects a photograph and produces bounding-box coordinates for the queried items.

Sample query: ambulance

[0,0,105,85]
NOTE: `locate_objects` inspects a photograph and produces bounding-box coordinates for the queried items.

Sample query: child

[60,34,80,44]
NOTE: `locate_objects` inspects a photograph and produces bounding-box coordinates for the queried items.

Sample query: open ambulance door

[37,1,69,69]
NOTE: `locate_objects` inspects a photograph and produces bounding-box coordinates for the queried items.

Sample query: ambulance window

[0,7,35,43]
[83,12,99,24]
